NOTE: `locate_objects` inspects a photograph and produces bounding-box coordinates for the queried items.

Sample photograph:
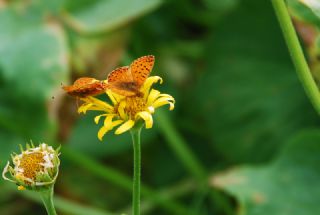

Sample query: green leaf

[68,29,128,75]
[212,130,320,215]
[193,0,319,163]
[298,0,320,21]
[0,5,68,155]
[63,0,162,34]
[287,0,320,27]
[0,131,21,169]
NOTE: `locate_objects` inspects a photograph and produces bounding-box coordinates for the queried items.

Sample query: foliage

[212,130,320,215]
[1,0,320,214]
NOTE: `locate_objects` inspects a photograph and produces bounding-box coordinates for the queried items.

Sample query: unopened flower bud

[2,142,60,191]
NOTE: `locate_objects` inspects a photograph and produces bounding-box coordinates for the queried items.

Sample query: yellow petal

[97,126,111,141]
[106,90,117,105]
[112,92,124,102]
[78,103,93,114]
[107,90,124,104]
[169,102,175,110]
[141,76,163,99]
[118,100,127,120]
[159,93,174,98]
[97,118,123,140]
[136,111,153,128]
[18,186,25,191]
[147,89,161,106]
[86,97,114,111]
[94,114,107,124]
[153,97,175,110]
[104,114,115,126]
[112,120,124,128]
[159,95,175,105]
[115,120,135,134]
[84,106,107,111]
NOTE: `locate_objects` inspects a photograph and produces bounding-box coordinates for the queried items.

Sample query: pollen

[124,96,146,118]
[19,152,45,180]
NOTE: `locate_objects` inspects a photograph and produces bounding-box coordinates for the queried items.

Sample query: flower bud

[2,142,60,191]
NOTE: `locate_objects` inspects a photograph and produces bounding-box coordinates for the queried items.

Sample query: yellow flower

[78,76,175,140]
[2,143,60,191]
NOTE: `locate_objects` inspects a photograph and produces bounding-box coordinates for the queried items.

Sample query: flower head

[78,76,175,140]
[2,142,60,191]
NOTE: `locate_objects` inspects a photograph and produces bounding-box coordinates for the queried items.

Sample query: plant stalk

[271,0,320,114]
[131,124,143,215]
[39,185,57,215]
[62,147,191,215]
[155,109,233,214]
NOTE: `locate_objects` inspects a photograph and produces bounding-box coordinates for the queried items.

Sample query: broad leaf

[212,130,320,215]
[64,0,162,34]
[0,4,68,159]
[287,0,320,27]
[299,0,320,21]
[192,0,319,163]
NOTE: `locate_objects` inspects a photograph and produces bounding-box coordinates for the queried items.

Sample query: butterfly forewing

[129,55,155,87]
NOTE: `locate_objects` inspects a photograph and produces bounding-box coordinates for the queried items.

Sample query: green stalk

[62,147,191,215]
[271,0,320,114]
[130,124,143,215]
[39,185,57,215]
[155,109,233,215]
[155,109,206,180]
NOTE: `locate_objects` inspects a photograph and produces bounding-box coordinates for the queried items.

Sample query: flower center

[19,152,45,180]
[124,96,146,118]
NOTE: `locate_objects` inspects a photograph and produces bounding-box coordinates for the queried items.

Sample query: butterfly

[106,55,155,97]
[62,77,107,98]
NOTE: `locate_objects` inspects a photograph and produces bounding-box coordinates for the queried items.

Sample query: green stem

[39,186,57,215]
[62,147,191,215]
[14,188,113,215]
[271,0,320,114]
[155,109,206,180]
[130,124,142,215]
[155,109,234,215]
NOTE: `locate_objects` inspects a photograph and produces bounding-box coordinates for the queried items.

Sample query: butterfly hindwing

[63,77,107,97]
[106,56,155,97]
[107,66,137,96]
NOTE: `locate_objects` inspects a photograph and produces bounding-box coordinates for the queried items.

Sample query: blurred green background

[1,0,320,214]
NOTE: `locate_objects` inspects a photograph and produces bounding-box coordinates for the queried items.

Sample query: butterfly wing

[63,77,107,97]
[107,66,137,96]
[129,55,155,87]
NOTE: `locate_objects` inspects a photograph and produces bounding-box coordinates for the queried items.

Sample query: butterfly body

[106,55,155,97]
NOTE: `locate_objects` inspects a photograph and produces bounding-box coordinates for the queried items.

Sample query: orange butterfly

[106,55,155,97]
[62,77,107,98]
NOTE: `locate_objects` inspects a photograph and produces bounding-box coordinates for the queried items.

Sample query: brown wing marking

[107,66,133,84]
[129,55,154,87]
